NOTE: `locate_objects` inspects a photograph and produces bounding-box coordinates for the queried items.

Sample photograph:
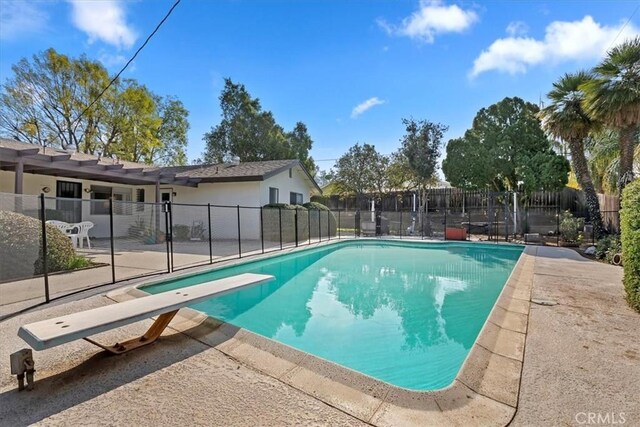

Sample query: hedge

[303,201,330,211]
[261,202,336,242]
[0,210,76,282]
[621,179,640,312]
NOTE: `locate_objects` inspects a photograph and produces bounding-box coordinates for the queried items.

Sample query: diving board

[18,273,274,354]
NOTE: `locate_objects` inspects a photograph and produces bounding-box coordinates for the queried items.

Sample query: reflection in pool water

[145,241,523,390]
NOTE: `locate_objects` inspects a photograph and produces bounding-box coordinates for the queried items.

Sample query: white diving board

[18,273,274,354]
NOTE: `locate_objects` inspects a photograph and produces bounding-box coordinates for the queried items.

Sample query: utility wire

[73,0,182,125]
[606,2,639,51]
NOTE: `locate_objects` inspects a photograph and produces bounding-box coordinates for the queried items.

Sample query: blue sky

[1,0,638,171]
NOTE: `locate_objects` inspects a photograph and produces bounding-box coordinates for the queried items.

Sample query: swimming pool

[143,240,523,391]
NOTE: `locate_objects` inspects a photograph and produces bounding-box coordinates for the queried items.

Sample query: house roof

[148,159,322,192]
[0,138,321,192]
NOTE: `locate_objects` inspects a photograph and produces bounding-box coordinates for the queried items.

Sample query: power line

[606,2,639,51]
[73,0,182,125]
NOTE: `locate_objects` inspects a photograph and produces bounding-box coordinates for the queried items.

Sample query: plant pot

[445,227,467,241]
[612,253,623,266]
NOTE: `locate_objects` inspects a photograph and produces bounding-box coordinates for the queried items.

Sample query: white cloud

[99,52,127,67]
[378,0,478,43]
[506,21,529,37]
[471,16,640,77]
[68,0,137,49]
[0,1,48,40]
[351,97,385,118]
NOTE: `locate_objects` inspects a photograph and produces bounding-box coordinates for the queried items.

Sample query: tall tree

[393,118,446,213]
[0,48,112,150]
[539,72,605,238]
[442,97,570,192]
[152,96,190,166]
[334,143,388,208]
[0,48,190,165]
[202,79,315,171]
[286,122,316,173]
[581,37,640,191]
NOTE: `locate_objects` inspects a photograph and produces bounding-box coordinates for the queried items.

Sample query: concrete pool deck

[0,243,637,426]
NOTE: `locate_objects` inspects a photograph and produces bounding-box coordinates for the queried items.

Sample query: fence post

[399,211,403,239]
[338,210,341,239]
[168,201,174,272]
[318,210,321,242]
[109,198,116,283]
[40,193,50,303]
[355,210,360,237]
[421,210,424,239]
[467,209,471,241]
[488,193,493,241]
[504,193,509,242]
[278,206,283,250]
[327,210,331,241]
[295,208,299,247]
[444,207,447,240]
[237,205,242,258]
[308,209,311,244]
[556,204,560,246]
[164,202,170,273]
[207,203,213,264]
[260,206,265,254]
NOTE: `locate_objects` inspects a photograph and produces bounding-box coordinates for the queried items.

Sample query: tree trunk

[618,125,637,192]
[569,138,604,239]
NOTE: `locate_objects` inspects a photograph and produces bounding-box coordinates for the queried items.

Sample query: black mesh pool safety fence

[0,189,618,318]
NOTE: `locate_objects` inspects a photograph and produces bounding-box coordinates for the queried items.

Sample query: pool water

[144,241,523,390]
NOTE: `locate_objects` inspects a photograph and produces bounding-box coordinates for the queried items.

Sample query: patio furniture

[74,221,94,248]
[46,220,79,248]
[14,273,273,390]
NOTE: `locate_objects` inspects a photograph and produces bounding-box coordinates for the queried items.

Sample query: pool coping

[107,239,536,426]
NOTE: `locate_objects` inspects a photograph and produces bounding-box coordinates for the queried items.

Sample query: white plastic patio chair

[73,221,94,249]
[46,220,79,248]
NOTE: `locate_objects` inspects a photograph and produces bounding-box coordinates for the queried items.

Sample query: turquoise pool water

[144,241,523,390]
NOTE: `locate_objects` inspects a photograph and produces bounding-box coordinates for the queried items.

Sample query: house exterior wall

[259,166,312,206]
[169,182,261,240]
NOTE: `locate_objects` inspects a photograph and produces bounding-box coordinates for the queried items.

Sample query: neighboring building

[0,138,321,238]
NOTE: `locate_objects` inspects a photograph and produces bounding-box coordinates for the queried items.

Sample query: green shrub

[67,255,92,270]
[559,210,584,243]
[303,201,330,211]
[35,225,76,275]
[0,210,76,281]
[172,224,191,241]
[595,235,621,262]
[621,180,640,312]
[263,203,306,210]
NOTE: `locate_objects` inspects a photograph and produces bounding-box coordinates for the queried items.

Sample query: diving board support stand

[83,309,179,355]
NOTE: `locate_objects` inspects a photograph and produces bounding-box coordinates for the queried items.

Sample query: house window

[269,187,279,204]
[89,186,133,215]
[113,188,132,215]
[90,185,111,215]
[290,192,303,205]
[135,189,145,212]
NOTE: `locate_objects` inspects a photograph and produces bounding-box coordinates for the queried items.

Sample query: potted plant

[559,211,584,247]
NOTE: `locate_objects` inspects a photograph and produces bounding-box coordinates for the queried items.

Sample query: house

[0,138,321,239]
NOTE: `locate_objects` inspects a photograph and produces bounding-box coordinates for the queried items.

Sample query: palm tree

[539,71,605,238]
[581,37,640,192]
[587,129,640,194]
